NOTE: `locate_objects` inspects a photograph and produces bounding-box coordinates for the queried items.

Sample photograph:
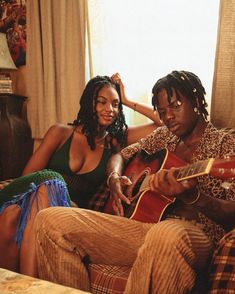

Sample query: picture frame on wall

[0,0,26,67]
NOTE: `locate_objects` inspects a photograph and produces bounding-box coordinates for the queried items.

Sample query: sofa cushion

[89,264,131,294]
[0,267,90,294]
[208,229,235,292]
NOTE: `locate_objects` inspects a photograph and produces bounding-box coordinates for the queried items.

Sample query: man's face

[156,88,199,138]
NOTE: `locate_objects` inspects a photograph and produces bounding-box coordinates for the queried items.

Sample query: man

[34,70,235,293]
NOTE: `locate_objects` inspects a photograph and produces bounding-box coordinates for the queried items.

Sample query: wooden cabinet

[0,94,34,180]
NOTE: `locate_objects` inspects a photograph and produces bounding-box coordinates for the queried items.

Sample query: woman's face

[156,88,199,138]
[95,85,120,128]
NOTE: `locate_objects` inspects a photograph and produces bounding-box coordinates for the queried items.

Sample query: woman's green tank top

[47,133,111,207]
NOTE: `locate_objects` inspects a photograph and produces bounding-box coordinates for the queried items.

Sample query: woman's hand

[108,172,132,216]
[111,73,129,105]
[111,72,162,127]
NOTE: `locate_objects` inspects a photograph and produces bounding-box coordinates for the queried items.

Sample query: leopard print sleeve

[220,133,235,156]
[121,126,175,160]
[219,133,235,201]
[196,127,235,202]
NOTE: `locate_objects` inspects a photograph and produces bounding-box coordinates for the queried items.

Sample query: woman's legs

[0,173,70,277]
[0,204,21,271]
[35,207,152,291]
[0,185,52,275]
[20,185,50,276]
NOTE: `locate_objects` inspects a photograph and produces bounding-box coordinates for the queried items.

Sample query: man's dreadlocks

[152,70,209,121]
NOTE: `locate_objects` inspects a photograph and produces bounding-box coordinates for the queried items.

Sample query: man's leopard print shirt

[121,123,235,245]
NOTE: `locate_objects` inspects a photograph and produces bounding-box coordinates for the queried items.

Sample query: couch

[0,267,90,294]
[0,128,234,293]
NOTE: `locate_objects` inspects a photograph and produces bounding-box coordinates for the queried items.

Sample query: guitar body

[104,148,235,223]
[105,148,187,223]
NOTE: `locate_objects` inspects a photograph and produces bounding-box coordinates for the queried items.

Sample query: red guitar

[104,149,235,223]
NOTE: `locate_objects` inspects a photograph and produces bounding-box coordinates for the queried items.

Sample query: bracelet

[106,171,120,187]
[182,189,201,205]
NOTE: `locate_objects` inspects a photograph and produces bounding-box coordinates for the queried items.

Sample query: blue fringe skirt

[0,169,71,245]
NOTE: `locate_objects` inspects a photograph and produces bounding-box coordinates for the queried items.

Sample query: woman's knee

[34,169,65,183]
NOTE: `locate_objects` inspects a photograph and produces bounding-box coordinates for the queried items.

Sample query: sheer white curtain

[87,0,220,125]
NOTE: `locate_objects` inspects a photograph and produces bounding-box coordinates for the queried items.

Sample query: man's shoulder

[203,122,235,155]
[148,125,171,137]
[207,123,235,136]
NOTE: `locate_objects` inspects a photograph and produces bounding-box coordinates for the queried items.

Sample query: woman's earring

[194,107,200,115]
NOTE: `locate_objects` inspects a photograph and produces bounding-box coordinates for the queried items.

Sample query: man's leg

[35,207,152,291]
[125,219,213,294]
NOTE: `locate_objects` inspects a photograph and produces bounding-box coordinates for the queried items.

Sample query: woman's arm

[22,124,69,175]
[106,152,131,216]
[112,73,162,125]
[111,73,162,145]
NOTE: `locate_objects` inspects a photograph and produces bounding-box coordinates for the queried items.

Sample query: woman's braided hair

[151,70,208,121]
[71,75,128,150]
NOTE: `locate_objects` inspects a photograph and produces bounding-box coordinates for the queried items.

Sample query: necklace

[95,131,108,143]
[95,131,108,148]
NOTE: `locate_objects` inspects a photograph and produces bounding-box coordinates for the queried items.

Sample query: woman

[34,70,235,293]
[22,73,161,208]
[0,73,161,276]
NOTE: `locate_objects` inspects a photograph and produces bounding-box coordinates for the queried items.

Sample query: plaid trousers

[208,229,235,293]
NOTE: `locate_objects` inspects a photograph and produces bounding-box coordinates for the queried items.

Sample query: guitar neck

[175,158,214,181]
[140,158,214,191]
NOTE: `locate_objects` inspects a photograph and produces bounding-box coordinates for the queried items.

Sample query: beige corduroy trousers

[35,207,213,294]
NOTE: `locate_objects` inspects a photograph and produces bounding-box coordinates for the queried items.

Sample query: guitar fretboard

[140,158,214,192]
[175,159,213,181]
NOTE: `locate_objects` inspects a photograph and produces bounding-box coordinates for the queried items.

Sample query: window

[88,0,220,124]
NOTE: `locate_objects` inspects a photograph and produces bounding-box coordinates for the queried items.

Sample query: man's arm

[195,194,235,231]
[149,167,235,230]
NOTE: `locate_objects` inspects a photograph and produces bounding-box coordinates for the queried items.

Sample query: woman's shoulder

[46,123,74,136]
[43,124,75,145]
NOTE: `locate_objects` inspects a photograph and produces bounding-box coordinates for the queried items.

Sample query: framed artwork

[0,0,26,67]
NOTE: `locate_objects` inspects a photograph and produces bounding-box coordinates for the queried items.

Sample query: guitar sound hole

[132,173,147,197]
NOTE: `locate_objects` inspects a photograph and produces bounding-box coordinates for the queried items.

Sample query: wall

[11,65,27,97]
[11,65,40,151]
